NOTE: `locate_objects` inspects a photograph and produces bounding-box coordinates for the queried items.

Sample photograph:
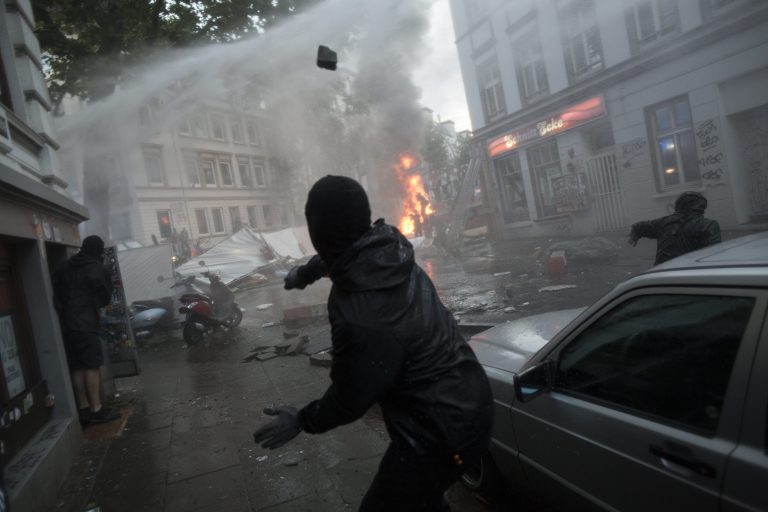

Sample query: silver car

[465,231,768,512]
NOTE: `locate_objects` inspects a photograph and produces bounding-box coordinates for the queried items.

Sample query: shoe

[88,407,121,424]
[78,408,91,427]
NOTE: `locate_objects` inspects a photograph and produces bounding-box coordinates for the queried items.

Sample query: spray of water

[57,0,435,236]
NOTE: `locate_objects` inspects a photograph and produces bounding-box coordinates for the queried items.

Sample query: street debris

[262,322,279,328]
[547,237,619,263]
[493,271,511,277]
[310,350,333,368]
[503,306,517,313]
[280,451,304,466]
[539,285,578,292]
[275,337,309,356]
[255,303,274,311]
[256,455,269,462]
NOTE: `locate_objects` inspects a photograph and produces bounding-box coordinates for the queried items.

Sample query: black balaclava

[305,175,372,264]
[674,191,707,214]
[81,235,106,258]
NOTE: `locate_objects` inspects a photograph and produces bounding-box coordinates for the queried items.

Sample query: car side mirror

[514,360,554,403]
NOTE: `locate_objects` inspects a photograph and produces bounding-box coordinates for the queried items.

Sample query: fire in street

[395,154,434,238]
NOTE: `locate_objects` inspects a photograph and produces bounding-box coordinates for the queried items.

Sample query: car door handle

[649,444,716,478]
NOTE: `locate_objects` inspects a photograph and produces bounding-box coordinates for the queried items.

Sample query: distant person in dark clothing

[53,235,121,426]
[254,176,494,511]
[628,191,722,265]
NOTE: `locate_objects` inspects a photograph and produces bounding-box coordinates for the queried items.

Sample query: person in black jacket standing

[53,235,120,425]
[254,176,494,511]
[628,191,722,265]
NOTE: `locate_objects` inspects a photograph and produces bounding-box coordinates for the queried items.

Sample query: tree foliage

[33,0,316,103]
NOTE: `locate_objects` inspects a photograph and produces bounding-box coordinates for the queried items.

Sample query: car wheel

[183,322,204,345]
[461,452,500,495]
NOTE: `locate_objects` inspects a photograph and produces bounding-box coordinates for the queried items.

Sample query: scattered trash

[255,303,274,311]
[546,250,568,279]
[503,306,517,313]
[256,352,279,362]
[310,350,333,368]
[275,337,309,356]
[519,302,530,307]
[547,237,619,263]
[539,285,578,292]
[262,322,279,328]
[281,451,304,466]
[493,271,511,277]
[256,455,269,462]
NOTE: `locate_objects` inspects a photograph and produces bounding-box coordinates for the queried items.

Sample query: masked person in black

[628,191,722,265]
[53,235,121,425]
[254,176,494,511]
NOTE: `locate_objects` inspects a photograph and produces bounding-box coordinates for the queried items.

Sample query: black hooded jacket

[630,192,721,265]
[297,221,494,456]
[53,252,113,333]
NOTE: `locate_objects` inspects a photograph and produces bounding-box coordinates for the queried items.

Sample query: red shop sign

[487,95,606,158]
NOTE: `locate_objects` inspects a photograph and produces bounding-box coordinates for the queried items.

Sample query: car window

[556,294,755,435]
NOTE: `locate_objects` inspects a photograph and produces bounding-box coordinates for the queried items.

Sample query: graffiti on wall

[621,138,647,168]
[695,119,726,186]
[740,110,768,215]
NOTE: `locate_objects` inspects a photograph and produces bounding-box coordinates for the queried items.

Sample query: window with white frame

[262,205,273,227]
[200,160,217,187]
[560,0,604,81]
[229,206,242,232]
[237,159,252,187]
[493,153,530,224]
[626,0,680,50]
[648,96,700,189]
[191,113,209,138]
[231,119,244,144]
[209,114,226,141]
[211,208,225,233]
[184,156,201,187]
[142,147,165,185]
[156,210,173,239]
[195,208,209,235]
[514,32,548,103]
[477,58,507,122]
[527,140,566,218]
[247,205,259,228]
[253,161,266,187]
[246,120,261,146]
[178,116,192,136]
[219,158,234,186]
[280,207,290,227]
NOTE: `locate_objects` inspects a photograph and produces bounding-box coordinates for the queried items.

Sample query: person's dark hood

[330,220,414,292]
[675,191,707,214]
[70,252,102,267]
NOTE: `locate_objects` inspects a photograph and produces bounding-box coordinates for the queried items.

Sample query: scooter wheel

[183,322,204,345]
[225,308,243,328]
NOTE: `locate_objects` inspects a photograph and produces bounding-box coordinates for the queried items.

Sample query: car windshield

[1,0,766,510]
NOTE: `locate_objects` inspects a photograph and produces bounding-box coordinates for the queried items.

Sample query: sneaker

[88,407,121,424]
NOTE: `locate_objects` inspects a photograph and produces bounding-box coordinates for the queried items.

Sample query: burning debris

[395,154,435,238]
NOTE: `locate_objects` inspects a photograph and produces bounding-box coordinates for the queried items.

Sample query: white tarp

[117,245,176,304]
[176,226,312,285]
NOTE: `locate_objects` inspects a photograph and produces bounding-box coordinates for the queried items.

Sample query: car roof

[618,231,768,290]
[649,231,768,271]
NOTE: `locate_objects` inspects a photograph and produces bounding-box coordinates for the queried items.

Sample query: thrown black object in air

[317,45,337,71]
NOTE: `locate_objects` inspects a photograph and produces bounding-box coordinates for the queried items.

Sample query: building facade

[450,0,768,238]
[0,2,89,511]
[61,95,296,254]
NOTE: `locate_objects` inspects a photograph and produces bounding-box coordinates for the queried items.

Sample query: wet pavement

[52,231,738,511]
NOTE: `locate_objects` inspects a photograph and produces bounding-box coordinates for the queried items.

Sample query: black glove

[284,255,327,290]
[253,405,301,449]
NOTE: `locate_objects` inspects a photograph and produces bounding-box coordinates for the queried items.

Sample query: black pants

[358,443,474,512]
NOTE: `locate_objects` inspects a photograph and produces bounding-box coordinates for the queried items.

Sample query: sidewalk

[51,282,493,512]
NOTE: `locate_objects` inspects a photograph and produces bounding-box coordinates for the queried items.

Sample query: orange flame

[395,154,435,238]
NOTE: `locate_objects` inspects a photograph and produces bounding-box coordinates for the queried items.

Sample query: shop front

[0,168,88,511]
[483,95,620,236]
